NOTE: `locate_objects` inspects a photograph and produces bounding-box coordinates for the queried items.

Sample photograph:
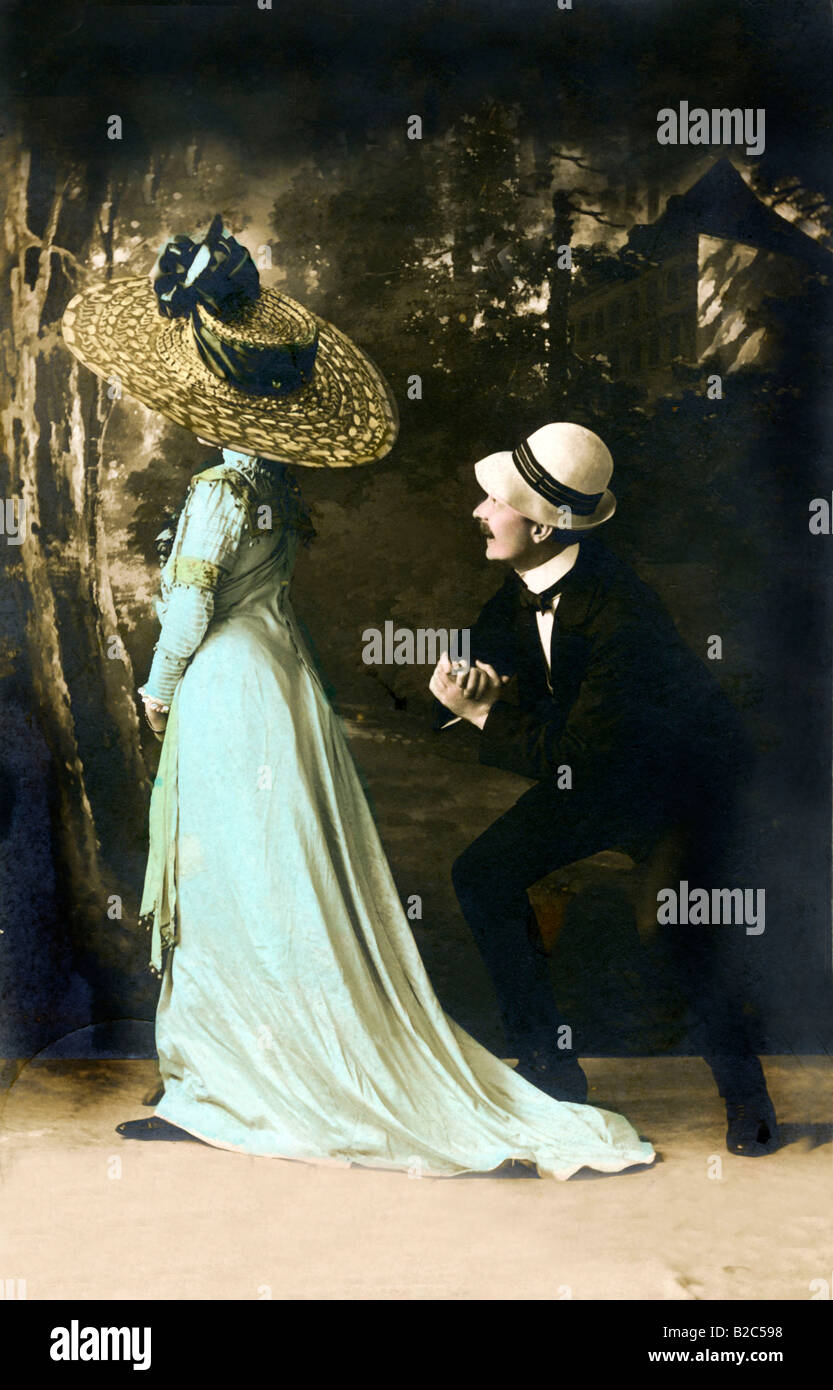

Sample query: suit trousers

[451,770,764,1097]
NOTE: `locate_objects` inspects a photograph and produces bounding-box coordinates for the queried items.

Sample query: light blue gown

[139,451,655,1179]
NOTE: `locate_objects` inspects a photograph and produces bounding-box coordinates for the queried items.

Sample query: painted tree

[0,137,154,1034]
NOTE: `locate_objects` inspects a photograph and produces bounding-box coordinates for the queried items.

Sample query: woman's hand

[141,694,169,734]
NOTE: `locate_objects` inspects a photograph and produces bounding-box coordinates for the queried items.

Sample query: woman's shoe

[116,1117,202,1142]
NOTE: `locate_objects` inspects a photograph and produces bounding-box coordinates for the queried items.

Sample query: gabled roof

[627,158,833,271]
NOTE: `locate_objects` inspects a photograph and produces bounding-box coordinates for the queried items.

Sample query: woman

[61,215,654,1179]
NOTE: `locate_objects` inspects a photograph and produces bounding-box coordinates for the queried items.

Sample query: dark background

[1,0,831,1062]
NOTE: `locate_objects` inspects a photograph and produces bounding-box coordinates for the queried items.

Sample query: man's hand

[429,655,510,730]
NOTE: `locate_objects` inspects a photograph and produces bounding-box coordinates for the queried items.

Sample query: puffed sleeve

[140,477,247,704]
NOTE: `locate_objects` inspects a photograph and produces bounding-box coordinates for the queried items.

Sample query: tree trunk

[546,190,575,402]
[0,139,153,1029]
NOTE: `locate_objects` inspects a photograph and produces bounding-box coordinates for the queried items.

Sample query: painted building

[568,159,832,396]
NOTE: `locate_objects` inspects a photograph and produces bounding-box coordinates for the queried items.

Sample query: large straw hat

[61,215,399,467]
[474,422,616,532]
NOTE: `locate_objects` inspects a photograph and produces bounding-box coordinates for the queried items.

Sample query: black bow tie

[518,579,562,614]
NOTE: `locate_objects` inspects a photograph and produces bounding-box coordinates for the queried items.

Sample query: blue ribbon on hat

[512,437,604,516]
[151,214,318,397]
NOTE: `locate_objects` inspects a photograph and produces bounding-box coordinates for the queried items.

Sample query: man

[430,422,778,1156]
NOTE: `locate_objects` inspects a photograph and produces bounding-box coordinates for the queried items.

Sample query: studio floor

[1,1055,830,1301]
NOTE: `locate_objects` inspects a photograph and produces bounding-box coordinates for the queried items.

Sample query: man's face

[472,492,536,564]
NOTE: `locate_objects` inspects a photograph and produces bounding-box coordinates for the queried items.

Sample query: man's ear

[530,521,554,545]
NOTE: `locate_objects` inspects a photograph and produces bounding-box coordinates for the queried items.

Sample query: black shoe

[515,1052,588,1104]
[116,1117,202,1142]
[725,1091,779,1157]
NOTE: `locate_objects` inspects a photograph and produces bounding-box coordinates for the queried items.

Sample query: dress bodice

[157,456,297,615]
[142,454,305,705]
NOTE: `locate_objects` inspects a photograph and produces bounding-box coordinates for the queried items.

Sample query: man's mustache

[477,523,494,538]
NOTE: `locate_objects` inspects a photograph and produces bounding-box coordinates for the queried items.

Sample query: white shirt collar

[516,542,580,595]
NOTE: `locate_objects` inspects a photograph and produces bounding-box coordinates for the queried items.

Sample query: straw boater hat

[61,214,399,467]
[474,422,616,532]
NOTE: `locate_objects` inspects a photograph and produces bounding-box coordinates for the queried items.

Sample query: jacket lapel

[503,543,604,703]
[550,540,599,632]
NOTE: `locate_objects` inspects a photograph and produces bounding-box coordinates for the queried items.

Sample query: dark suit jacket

[437,541,751,826]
